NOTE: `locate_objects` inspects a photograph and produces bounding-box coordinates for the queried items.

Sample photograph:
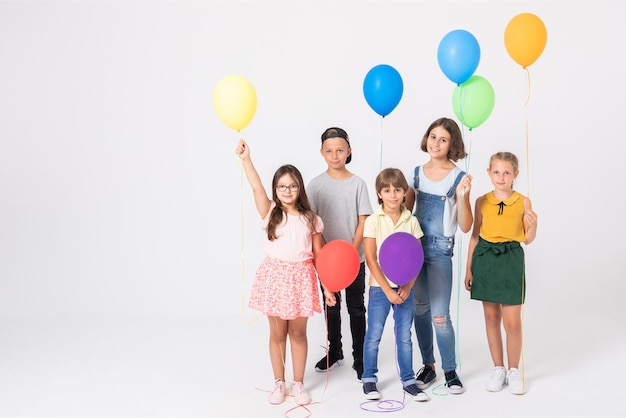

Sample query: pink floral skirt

[249,257,321,320]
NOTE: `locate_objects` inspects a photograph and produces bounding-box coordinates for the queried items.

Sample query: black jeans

[321,262,367,364]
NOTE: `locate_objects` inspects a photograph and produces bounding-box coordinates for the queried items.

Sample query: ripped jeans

[412,235,457,372]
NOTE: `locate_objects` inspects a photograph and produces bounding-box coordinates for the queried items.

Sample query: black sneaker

[415,365,436,389]
[444,370,465,394]
[363,382,381,400]
[315,352,344,372]
[403,383,430,402]
[352,361,363,382]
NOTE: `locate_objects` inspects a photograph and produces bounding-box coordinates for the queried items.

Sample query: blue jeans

[362,286,416,386]
[413,236,457,371]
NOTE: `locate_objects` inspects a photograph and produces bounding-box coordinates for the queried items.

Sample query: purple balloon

[379,232,424,286]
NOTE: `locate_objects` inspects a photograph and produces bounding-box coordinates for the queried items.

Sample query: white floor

[0,309,623,418]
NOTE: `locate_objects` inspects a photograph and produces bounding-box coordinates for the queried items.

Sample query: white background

[0,1,624,417]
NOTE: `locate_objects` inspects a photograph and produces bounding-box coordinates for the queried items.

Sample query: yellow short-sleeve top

[479,191,525,243]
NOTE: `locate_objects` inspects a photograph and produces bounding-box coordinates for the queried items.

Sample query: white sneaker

[486,366,506,392]
[507,368,525,395]
[291,382,312,405]
[269,379,286,404]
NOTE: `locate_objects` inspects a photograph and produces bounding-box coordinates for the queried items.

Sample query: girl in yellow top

[464,152,538,395]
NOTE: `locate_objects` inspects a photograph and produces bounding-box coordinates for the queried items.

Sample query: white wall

[0,1,623,326]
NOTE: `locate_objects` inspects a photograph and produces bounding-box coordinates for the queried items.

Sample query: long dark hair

[266,164,318,241]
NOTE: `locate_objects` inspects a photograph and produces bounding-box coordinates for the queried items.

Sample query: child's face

[378,184,406,212]
[487,160,518,191]
[275,174,300,205]
[426,126,451,158]
[320,137,351,169]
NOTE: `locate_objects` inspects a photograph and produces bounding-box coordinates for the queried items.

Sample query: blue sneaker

[415,365,436,389]
[444,370,465,394]
[403,383,430,402]
[363,382,381,400]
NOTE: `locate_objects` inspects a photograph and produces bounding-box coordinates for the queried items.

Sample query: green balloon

[452,75,495,130]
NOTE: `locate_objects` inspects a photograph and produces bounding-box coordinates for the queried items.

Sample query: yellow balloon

[212,75,257,132]
[504,13,547,68]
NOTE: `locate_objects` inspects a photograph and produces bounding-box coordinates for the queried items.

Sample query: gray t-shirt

[307,172,373,262]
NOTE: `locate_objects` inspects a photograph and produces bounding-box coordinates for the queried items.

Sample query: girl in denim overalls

[405,118,473,395]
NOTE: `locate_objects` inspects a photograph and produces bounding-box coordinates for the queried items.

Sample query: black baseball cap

[321,127,352,164]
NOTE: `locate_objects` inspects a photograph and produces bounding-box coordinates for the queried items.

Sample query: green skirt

[470,238,526,305]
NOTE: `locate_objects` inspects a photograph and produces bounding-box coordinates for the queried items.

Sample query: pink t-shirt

[261,203,324,263]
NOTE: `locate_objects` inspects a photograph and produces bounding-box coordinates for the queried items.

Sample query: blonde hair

[489,151,519,172]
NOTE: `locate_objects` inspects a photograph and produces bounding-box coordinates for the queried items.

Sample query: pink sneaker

[268,379,286,404]
[291,382,311,405]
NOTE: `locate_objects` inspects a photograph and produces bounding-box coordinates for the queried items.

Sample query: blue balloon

[363,64,403,117]
[437,29,481,85]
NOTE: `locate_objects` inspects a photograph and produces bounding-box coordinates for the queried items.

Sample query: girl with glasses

[235,139,335,406]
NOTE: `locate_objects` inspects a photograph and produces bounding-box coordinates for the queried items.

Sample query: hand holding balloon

[235,139,250,160]
[322,288,337,307]
[456,174,473,196]
[384,287,404,305]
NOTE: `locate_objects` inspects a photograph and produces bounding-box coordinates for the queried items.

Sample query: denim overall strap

[446,171,466,199]
[413,166,421,189]
[413,166,465,197]
[413,166,465,240]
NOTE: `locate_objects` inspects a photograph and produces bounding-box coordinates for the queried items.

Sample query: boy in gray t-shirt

[307,127,373,381]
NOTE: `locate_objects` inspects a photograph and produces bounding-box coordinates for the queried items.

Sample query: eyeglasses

[277,184,300,192]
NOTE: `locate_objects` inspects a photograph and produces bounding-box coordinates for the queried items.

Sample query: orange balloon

[504,13,547,68]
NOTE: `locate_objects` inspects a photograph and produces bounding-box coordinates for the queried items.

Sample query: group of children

[235,117,538,406]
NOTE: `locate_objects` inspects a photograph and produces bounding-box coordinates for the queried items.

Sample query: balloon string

[520,271,526,393]
[525,116,530,199]
[524,67,531,106]
[458,85,465,131]
[317,306,332,403]
[237,133,261,325]
[455,128,473,376]
[455,197,463,375]
[238,154,247,319]
[379,117,384,172]
[524,67,531,197]
[521,68,531,391]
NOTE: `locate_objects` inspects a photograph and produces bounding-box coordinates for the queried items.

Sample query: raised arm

[235,139,272,219]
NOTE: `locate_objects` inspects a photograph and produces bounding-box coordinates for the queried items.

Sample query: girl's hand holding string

[456,174,473,196]
[235,139,250,159]
[523,209,537,230]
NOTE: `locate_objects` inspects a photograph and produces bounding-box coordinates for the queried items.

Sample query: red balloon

[316,240,360,292]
